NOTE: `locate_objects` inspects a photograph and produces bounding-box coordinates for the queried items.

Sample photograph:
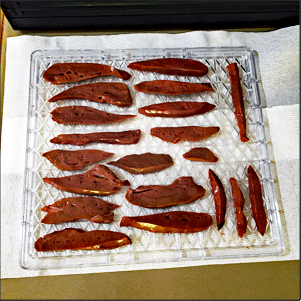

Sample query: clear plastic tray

[20,47,284,270]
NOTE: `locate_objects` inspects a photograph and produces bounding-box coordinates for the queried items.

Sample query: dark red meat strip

[183,147,219,162]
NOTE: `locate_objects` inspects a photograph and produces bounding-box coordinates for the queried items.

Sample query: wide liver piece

[247,165,267,236]
[50,129,141,146]
[151,126,219,143]
[51,106,136,125]
[120,211,213,233]
[35,228,131,251]
[47,82,133,107]
[134,80,214,95]
[108,153,173,174]
[229,177,248,238]
[42,149,114,171]
[226,63,249,142]
[128,58,208,77]
[41,197,119,224]
[43,164,130,196]
[43,62,131,84]
[183,147,219,163]
[125,176,205,208]
[208,169,227,230]
[138,101,215,118]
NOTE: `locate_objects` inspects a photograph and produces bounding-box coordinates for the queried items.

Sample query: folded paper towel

[1,26,299,278]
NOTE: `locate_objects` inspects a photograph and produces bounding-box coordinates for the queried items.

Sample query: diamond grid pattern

[21,48,283,269]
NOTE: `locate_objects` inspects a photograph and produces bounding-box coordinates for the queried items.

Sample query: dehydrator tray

[20,47,284,270]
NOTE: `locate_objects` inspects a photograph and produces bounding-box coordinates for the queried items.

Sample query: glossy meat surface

[183,147,219,162]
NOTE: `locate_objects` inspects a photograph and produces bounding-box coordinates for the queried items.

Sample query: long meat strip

[108,153,173,174]
[47,82,133,108]
[43,62,131,84]
[208,169,227,230]
[151,126,219,143]
[128,58,208,77]
[134,80,214,95]
[42,149,114,171]
[125,176,205,208]
[120,211,213,233]
[139,102,215,118]
[50,129,141,146]
[248,165,267,236]
[43,164,130,196]
[51,106,136,125]
[227,63,249,142]
[35,228,131,251]
[41,197,119,224]
[229,177,248,238]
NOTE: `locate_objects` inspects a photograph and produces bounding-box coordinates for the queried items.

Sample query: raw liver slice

[47,82,133,108]
[134,80,214,95]
[50,130,141,146]
[229,178,248,238]
[42,149,114,171]
[247,165,267,236]
[138,101,215,118]
[208,169,227,230]
[120,211,213,233]
[43,62,131,84]
[43,164,130,196]
[35,228,131,251]
[151,126,219,143]
[108,153,173,174]
[128,58,208,77]
[41,197,119,224]
[51,106,136,125]
[125,176,205,208]
[226,63,249,142]
[183,147,219,162]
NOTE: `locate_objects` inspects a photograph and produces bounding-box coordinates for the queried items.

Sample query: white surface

[1,26,299,278]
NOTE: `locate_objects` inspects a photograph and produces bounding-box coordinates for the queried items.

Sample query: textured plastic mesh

[21,48,284,269]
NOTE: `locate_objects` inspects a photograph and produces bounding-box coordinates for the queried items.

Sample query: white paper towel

[1,26,299,278]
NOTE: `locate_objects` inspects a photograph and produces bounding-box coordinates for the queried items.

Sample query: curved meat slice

[50,130,141,146]
[128,58,208,77]
[151,126,219,143]
[120,211,213,233]
[43,62,131,84]
[51,106,136,125]
[42,149,114,171]
[227,63,249,142]
[138,101,215,118]
[125,176,205,208]
[134,80,214,95]
[47,82,133,108]
[43,164,130,196]
[41,197,119,224]
[248,165,267,236]
[108,153,173,174]
[208,169,227,230]
[35,228,131,251]
[183,147,219,163]
[229,178,248,238]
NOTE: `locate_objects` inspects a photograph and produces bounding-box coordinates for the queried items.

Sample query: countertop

[1,12,299,300]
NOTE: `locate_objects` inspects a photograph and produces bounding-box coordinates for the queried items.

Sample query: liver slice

[47,82,133,107]
[35,228,131,251]
[134,80,214,95]
[151,126,219,143]
[51,106,136,125]
[43,62,131,84]
[125,176,205,208]
[108,153,173,174]
[120,211,213,233]
[43,164,130,196]
[183,147,219,162]
[128,58,208,76]
[42,149,114,171]
[41,197,119,224]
